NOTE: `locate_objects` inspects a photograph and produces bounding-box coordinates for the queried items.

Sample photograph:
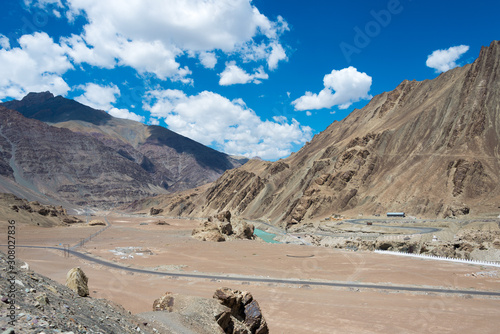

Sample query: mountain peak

[21,91,55,104]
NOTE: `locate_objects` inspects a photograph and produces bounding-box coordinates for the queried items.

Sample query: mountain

[129,41,500,223]
[0,94,246,208]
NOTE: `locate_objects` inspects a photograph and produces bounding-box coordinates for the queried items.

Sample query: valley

[2,211,499,333]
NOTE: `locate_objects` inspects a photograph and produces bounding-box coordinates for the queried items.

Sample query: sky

[0,0,499,160]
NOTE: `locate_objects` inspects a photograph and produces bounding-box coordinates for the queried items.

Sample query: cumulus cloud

[0,32,72,100]
[55,0,289,81]
[144,90,312,160]
[426,45,469,73]
[198,51,218,69]
[108,107,145,122]
[0,34,10,49]
[292,66,372,111]
[74,83,120,111]
[74,83,144,122]
[267,42,287,70]
[219,61,268,85]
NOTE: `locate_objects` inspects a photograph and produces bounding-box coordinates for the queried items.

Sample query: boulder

[153,292,175,312]
[155,220,170,225]
[217,210,232,223]
[150,207,163,216]
[66,267,89,297]
[89,219,106,226]
[213,287,269,334]
[192,213,255,242]
[233,220,255,240]
[218,221,233,236]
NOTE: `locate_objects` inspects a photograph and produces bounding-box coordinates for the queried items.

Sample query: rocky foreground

[0,252,153,333]
[0,251,270,333]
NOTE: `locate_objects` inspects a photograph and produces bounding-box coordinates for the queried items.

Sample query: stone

[216,210,231,223]
[213,287,268,334]
[66,267,89,297]
[36,293,49,306]
[233,221,255,240]
[149,207,163,216]
[89,220,106,226]
[153,292,175,312]
[244,300,263,331]
[218,221,233,236]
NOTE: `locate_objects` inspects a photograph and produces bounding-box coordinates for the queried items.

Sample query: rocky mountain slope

[0,252,156,333]
[129,41,500,224]
[0,93,246,208]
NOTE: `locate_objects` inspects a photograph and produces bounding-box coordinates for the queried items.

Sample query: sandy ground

[2,215,500,333]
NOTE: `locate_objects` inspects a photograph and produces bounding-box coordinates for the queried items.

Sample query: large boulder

[66,267,89,297]
[216,210,232,223]
[192,212,254,242]
[213,287,269,334]
[233,220,255,240]
[153,292,175,312]
[192,221,226,242]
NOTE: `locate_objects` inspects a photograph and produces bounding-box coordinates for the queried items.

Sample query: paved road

[4,244,500,298]
[345,219,441,234]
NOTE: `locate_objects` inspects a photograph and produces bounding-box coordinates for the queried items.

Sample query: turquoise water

[254,228,280,244]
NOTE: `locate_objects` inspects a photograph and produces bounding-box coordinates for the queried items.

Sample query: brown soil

[2,214,499,333]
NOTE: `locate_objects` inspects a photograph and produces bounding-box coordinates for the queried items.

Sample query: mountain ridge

[128,40,500,224]
[0,93,247,207]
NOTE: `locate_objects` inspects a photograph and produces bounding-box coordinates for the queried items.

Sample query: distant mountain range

[130,41,500,222]
[0,92,247,208]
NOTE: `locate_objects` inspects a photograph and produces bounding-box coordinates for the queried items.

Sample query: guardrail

[374,250,500,268]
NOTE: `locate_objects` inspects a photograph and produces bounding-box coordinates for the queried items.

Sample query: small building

[387,212,405,217]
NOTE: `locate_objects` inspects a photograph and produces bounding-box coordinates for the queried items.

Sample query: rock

[213,287,243,317]
[66,267,89,297]
[217,210,232,223]
[213,287,268,334]
[192,215,254,242]
[63,217,83,224]
[149,207,163,216]
[153,292,174,312]
[218,221,233,236]
[233,220,255,240]
[155,220,170,225]
[192,221,227,242]
[214,308,232,330]
[89,220,106,226]
[36,293,49,306]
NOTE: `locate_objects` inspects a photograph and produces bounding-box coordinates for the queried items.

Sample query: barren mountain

[129,41,500,224]
[0,94,246,207]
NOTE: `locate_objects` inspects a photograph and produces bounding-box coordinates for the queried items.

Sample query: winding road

[3,244,500,298]
[2,215,498,299]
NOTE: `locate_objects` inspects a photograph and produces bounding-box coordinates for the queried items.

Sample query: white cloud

[148,118,160,126]
[219,61,268,85]
[56,0,289,81]
[198,51,218,69]
[144,90,312,160]
[24,0,63,8]
[0,32,71,100]
[292,66,372,111]
[0,34,10,49]
[74,83,144,122]
[74,83,120,111]
[109,107,145,122]
[267,42,287,70]
[426,45,469,73]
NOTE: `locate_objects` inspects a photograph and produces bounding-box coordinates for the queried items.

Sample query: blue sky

[0,0,498,160]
